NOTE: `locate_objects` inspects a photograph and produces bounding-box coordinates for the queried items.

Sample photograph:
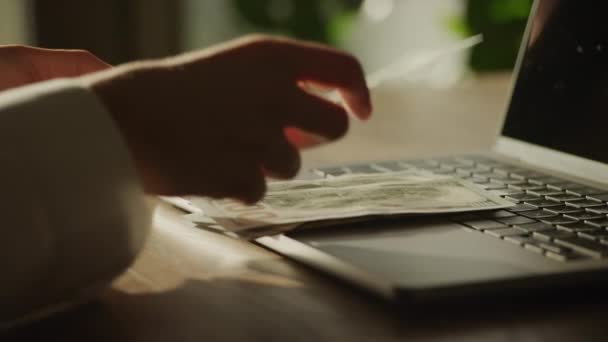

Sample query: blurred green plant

[231,0,532,72]
[230,0,363,46]
[464,0,533,72]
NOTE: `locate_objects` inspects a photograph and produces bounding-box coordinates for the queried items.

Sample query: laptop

[248,0,608,303]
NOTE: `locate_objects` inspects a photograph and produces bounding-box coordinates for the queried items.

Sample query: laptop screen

[502,1,608,164]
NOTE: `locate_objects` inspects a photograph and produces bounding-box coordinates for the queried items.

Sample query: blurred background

[1,0,531,75]
[0,0,534,162]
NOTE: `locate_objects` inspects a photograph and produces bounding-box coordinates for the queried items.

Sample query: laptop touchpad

[288,218,552,288]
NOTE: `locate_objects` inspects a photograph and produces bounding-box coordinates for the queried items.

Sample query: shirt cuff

[0,79,151,322]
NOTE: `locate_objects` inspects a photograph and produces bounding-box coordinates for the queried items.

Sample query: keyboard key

[441,166,466,173]
[478,210,517,219]
[507,203,539,212]
[490,188,525,196]
[555,236,608,258]
[482,184,508,191]
[564,212,605,221]
[485,227,528,238]
[421,165,444,172]
[475,159,502,169]
[504,235,535,246]
[490,177,527,186]
[438,162,468,170]
[471,165,493,172]
[546,193,584,202]
[455,169,474,177]
[578,229,608,241]
[545,251,586,262]
[493,167,521,176]
[544,205,584,214]
[585,218,608,228]
[346,164,383,174]
[587,206,608,214]
[527,189,564,197]
[556,222,599,233]
[454,169,477,177]
[484,173,511,180]
[472,171,495,179]
[505,193,541,203]
[529,176,566,185]
[519,210,558,219]
[538,242,571,254]
[496,216,537,225]
[564,199,604,208]
[375,161,410,171]
[313,167,348,177]
[524,199,562,208]
[566,187,608,196]
[433,169,458,175]
[533,230,576,242]
[471,176,490,183]
[461,220,508,230]
[514,222,555,232]
[463,167,493,174]
[454,164,478,171]
[548,182,586,191]
[588,193,608,202]
[510,170,547,179]
[508,183,545,191]
[474,181,492,188]
[506,167,540,175]
[540,216,578,225]
[524,243,545,254]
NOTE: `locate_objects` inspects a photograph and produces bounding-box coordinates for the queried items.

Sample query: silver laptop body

[256,0,608,303]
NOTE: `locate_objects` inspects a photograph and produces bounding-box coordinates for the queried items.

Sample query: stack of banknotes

[180,170,514,240]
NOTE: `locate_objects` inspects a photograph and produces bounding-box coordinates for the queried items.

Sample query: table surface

[8,74,608,342]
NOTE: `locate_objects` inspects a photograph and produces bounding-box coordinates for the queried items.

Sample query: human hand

[0,45,109,92]
[86,35,371,203]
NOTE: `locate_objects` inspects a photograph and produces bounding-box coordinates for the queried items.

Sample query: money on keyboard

[312,155,608,263]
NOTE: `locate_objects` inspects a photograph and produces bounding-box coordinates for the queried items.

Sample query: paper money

[187,171,513,236]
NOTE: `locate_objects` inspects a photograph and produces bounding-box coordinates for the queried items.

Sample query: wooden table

[7,74,608,341]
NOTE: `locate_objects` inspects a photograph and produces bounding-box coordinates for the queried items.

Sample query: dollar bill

[187,171,513,236]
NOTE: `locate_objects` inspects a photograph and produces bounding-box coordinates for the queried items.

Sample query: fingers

[278,40,372,120]
[220,165,266,204]
[261,135,301,179]
[150,134,299,202]
[187,147,267,203]
[160,157,267,204]
[21,46,111,78]
[284,127,325,149]
[285,88,349,141]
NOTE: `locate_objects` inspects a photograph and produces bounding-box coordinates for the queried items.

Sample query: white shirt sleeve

[0,79,151,325]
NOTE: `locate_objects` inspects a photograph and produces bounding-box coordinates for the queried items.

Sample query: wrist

[80,63,170,194]
[82,64,155,154]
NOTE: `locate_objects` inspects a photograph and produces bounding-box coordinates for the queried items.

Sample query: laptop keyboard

[311,155,608,262]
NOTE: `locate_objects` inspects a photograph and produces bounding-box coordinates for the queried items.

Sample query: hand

[0,45,109,91]
[86,35,372,203]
